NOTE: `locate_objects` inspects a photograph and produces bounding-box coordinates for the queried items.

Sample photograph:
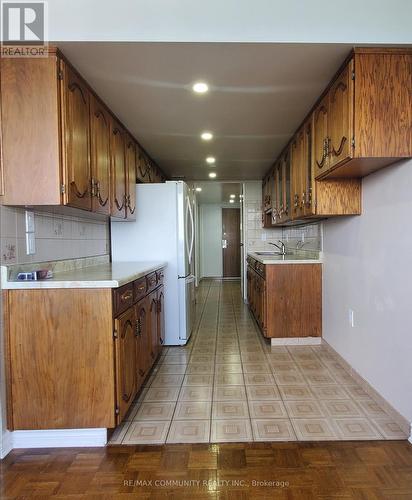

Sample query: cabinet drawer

[134,277,147,302]
[156,268,165,286]
[146,272,157,293]
[113,283,134,316]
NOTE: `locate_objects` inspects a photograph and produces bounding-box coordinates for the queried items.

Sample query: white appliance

[111,181,196,345]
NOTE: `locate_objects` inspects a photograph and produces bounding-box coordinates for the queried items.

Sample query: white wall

[50,0,412,43]
[199,204,223,278]
[323,159,412,423]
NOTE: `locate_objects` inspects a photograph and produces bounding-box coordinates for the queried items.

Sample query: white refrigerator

[111,181,196,345]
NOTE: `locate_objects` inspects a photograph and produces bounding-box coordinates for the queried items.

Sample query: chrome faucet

[268,240,286,255]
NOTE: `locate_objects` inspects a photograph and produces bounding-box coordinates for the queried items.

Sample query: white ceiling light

[230,194,236,198]
[206,156,216,164]
[229,199,235,203]
[209,172,217,179]
[195,187,202,192]
[201,131,213,141]
[192,82,209,94]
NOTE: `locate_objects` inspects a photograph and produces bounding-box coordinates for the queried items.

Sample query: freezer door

[178,275,196,341]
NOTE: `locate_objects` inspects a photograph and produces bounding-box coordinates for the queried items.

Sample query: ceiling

[58,42,353,181]
[195,182,241,204]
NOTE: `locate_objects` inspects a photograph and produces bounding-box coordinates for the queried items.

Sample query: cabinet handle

[95,180,108,207]
[120,290,133,302]
[139,368,145,377]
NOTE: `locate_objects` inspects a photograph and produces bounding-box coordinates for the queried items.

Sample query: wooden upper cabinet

[313,94,329,179]
[60,61,92,211]
[316,49,412,179]
[328,60,354,170]
[90,96,111,215]
[278,149,291,224]
[0,50,165,210]
[110,120,127,219]
[114,306,137,423]
[291,128,305,220]
[125,135,137,220]
[303,119,315,217]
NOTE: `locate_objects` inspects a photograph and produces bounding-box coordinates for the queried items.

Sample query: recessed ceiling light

[209,172,217,179]
[192,82,209,94]
[230,194,236,198]
[201,131,213,141]
[229,199,235,203]
[195,187,202,192]
[206,156,216,164]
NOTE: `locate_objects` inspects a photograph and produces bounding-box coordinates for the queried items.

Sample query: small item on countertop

[17,269,53,281]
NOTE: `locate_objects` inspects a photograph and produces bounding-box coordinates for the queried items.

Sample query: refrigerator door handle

[187,197,195,265]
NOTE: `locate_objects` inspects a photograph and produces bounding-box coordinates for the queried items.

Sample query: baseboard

[1,430,14,459]
[323,341,411,437]
[271,337,322,346]
[1,428,107,457]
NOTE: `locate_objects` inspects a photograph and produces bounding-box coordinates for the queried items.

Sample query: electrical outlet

[26,232,36,255]
[348,309,355,328]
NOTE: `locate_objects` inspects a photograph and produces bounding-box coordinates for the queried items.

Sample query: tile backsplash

[0,205,110,266]
[243,181,322,254]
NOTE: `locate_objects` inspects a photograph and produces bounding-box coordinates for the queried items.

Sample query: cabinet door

[114,307,137,423]
[303,119,316,217]
[135,296,151,381]
[110,120,127,218]
[137,152,151,183]
[90,96,111,215]
[157,285,165,351]
[313,94,329,179]
[60,61,92,211]
[291,129,305,220]
[279,149,292,224]
[149,290,159,362]
[125,135,137,220]
[328,60,354,170]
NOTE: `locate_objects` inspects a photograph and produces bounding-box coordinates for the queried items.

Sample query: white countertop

[1,261,167,289]
[248,252,322,265]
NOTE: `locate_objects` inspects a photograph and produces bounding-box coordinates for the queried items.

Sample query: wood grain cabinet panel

[0,48,166,210]
[90,95,111,215]
[125,135,137,220]
[60,61,92,210]
[110,120,127,219]
[313,94,329,179]
[135,296,151,381]
[157,285,165,351]
[114,306,137,423]
[149,290,159,363]
[247,258,321,339]
[6,289,115,430]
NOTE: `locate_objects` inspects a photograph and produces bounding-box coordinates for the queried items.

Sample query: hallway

[110,281,407,445]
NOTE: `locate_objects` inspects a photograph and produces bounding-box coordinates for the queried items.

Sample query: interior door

[222,208,241,278]
[60,61,92,211]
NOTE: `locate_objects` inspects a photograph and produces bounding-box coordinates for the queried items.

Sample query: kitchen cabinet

[60,60,92,211]
[314,49,412,179]
[291,127,305,220]
[247,256,322,339]
[0,48,166,211]
[114,306,138,422]
[90,95,111,215]
[135,295,151,383]
[110,120,127,219]
[5,266,165,431]
[125,134,137,220]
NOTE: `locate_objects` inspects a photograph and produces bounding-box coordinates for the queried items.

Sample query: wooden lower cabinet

[247,257,321,339]
[5,267,165,431]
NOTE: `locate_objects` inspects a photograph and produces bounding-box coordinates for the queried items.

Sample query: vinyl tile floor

[109,280,408,445]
